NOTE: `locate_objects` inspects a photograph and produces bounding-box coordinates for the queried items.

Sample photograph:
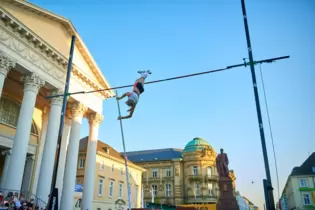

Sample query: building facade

[235,191,250,210]
[0,1,114,210]
[281,153,315,210]
[242,197,259,210]
[74,137,146,210]
[126,137,236,206]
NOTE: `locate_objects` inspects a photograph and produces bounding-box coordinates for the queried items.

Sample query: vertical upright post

[263,179,270,210]
[48,35,76,210]
[116,91,132,210]
[240,1,275,210]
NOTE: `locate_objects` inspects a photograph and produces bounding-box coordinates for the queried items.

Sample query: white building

[281,152,315,210]
[0,1,116,210]
[73,137,146,210]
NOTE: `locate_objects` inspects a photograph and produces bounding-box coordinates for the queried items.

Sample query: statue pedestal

[216,177,239,210]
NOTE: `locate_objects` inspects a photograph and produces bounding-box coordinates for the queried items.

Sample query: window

[120,168,123,176]
[109,181,114,197]
[312,166,315,172]
[100,161,104,170]
[300,178,308,187]
[0,97,37,135]
[98,178,104,196]
[195,183,200,196]
[119,183,123,198]
[165,184,171,197]
[112,164,115,172]
[208,183,213,195]
[152,185,157,196]
[302,193,311,205]
[152,168,158,177]
[193,166,198,176]
[166,168,171,177]
[78,159,85,169]
[207,167,212,176]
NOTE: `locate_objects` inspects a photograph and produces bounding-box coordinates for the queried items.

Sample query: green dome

[183,137,211,153]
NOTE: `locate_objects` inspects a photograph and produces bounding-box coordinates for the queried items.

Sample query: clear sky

[30,0,315,208]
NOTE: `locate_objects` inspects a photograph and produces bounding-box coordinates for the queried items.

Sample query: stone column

[32,107,49,195]
[5,73,45,191]
[56,116,72,208]
[0,150,11,188]
[81,112,103,210]
[0,51,16,97]
[21,155,35,193]
[36,90,63,202]
[60,103,87,210]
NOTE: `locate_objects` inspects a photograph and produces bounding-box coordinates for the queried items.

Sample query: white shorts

[128,92,139,104]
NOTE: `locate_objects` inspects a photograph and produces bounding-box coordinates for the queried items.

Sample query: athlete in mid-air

[116,70,152,120]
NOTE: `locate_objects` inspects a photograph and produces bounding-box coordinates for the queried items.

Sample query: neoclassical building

[73,137,146,210]
[126,137,237,206]
[0,1,114,210]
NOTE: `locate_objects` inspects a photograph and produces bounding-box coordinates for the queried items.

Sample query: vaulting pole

[48,35,76,210]
[116,90,132,210]
[240,1,275,209]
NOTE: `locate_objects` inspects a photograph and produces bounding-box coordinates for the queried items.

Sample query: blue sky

[30,0,315,208]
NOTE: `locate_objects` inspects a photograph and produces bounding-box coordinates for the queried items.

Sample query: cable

[258,63,280,201]
[45,55,290,99]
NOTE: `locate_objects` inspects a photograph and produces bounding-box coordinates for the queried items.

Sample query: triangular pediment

[0,0,113,96]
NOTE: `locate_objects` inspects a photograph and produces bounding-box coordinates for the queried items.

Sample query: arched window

[0,97,38,135]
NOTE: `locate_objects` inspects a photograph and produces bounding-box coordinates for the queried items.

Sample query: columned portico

[0,3,114,209]
[82,112,103,210]
[36,90,63,202]
[0,51,16,97]
[5,73,45,191]
[60,102,87,210]
[0,149,11,188]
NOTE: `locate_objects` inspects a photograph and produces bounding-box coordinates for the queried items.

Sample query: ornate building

[74,137,146,210]
[126,137,237,206]
[0,1,114,210]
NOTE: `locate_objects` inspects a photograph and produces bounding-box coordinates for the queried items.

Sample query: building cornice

[96,151,146,172]
[0,5,113,99]
[3,0,114,97]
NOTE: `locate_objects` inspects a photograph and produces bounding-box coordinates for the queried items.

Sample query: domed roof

[183,137,211,153]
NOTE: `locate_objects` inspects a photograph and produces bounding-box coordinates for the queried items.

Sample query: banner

[75,184,83,192]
